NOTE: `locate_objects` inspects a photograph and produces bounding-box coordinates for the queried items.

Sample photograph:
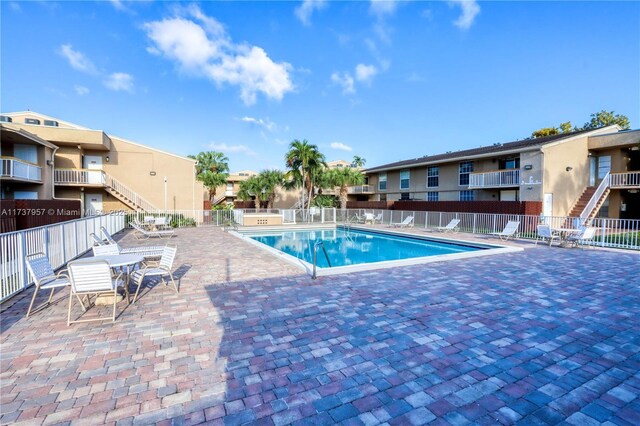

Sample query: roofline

[109,134,197,163]
[0,123,59,149]
[364,126,621,174]
[2,111,91,130]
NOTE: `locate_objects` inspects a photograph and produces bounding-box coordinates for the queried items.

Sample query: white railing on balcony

[0,157,42,182]
[54,168,105,185]
[347,185,374,194]
[468,169,520,189]
[610,171,640,188]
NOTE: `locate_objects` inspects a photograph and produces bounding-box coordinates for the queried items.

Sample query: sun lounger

[390,215,414,228]
[130,221,175,239]
[432,219,460,233]
[489,220,520,241]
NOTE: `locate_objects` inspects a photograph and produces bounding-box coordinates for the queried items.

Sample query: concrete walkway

[1,226,638,425]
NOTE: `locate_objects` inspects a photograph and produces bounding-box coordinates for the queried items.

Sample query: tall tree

[188,151,230,204]
[259,169,285,209]
[237,176,263,210]
[583,110,631,130]
[351,156,367,168]
[559,121,573,133]
[531,127,559,138]
[326,167,364,210]
[284,140,326,211]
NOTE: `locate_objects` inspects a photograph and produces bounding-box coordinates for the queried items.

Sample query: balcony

[54,168,105,186]
[609,171,640,189]
[347,185,375,194]
[468,169,520,189]
[0,157,42,183]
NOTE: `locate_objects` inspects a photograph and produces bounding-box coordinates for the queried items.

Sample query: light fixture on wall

[523,165,533,170]
[105,156,110,162]
[46,160,53,166]
[566,166,573,172]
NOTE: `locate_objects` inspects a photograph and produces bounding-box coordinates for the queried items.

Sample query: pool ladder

[312,241,332,279]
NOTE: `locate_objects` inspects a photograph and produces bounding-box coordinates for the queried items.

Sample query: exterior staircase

[104,174,159,212]
[567,187,596,218]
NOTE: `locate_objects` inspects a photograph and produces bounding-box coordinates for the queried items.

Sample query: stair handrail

[580,172,610,221]
[212,194,227,206]
[312,241,332,279]
[104,173,159,212]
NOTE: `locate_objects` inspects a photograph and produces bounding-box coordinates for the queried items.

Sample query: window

[427,166,439,187]
[43,120,59,127]
[400,193,410,200]
[598,156,611,179]
[499,158,520,170]
[459,161,474,186]
[427,191,438,201]
[24,118,40,125]
[400,170,410,189]
[379,173,387,191]
[0,116,12,123]
[459,190,474,201]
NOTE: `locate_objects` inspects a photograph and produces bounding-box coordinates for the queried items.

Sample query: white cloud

[103,72,134,92]
[369,0,399,17]
[330,142,353,152]
[9,2,21,12]
[74,85,90,95]
[58,44,98,75]
[450,0,480,30]
[241,116,277,132]
[109,0,126,11]
[355,64,378,84]
[331,72,355,95]
[144,6,294,105]
[209,143,257,156]
[295,0,326,26]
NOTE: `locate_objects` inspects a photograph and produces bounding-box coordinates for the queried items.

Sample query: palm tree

[351,156,366,168]
[237,176,263,210]
[188,151,230,204]
[327,167,364,210]
[284,140,326,212]
[259,170,285,209]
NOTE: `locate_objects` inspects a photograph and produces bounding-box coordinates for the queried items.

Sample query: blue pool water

[245,227,483,268]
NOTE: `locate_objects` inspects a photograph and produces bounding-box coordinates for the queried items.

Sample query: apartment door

[83,155,103,184]
[85,193,103,216]
[589,157,596,187]
[543,193,553,218]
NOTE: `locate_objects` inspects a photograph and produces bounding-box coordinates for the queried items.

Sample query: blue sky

[2,1,639,172]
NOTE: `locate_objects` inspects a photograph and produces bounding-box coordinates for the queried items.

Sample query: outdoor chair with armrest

[535,224,560,246]
[67,259,125,325]
[130,245,179,303]
[567,226,597,248]
[25,253,72,317]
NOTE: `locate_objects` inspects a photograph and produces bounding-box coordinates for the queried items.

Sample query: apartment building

[212,170,258,206]
[1,112,206,215]
[364,126,640,219]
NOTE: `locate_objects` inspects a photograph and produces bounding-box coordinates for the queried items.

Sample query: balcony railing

[0,157,42,182]
[468,169,520,189]
[347,185,374,194]
[609,171,640,188]
[54,169,106,185]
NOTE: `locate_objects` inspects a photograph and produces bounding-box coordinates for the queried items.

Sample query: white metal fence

[1,213,126,303]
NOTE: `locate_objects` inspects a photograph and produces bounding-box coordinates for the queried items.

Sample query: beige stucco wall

[519,151,543,202]
[55,146,82,169]
[541,136,591,217]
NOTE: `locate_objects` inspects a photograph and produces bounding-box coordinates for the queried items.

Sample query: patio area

[1,226,639,425]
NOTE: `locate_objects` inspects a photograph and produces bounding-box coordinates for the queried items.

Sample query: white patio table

[552,228,583,247]
[91,254,144,304]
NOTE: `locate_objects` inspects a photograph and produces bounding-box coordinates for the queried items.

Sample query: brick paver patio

[1,226,638,425]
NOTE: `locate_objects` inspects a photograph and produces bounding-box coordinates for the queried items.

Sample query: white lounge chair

[364,213,375,223]
[432,219,460,233]
[130,221,175,239]
[489,220,520,241]
[130,245,179,303]
[154,217,172,230]
[67,259,124,325]
[373,213,383,224]
[567,226,597,248]
[24,253,72,318]
[390,216,414,228]
[100,226,164,258]
[535,224,560,246]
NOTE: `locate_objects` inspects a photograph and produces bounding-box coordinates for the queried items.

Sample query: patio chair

[364,213,375,224]
[373,213,383,224]
[154,216,172,230]
[130,221,175,239]
[567,226,597,248]
[130,245,179,303]
[67,259,124,325]
[432,219,460,233]
[24,253,72,318]
[390,215,414,228]
[535,224,560,246]
[489,220,520,241]
[90,232,107,246]
[100,226,164,258]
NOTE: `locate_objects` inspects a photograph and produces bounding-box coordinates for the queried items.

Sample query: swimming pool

[239,226,521,276]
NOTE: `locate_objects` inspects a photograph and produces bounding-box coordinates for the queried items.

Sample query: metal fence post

[473,214,477,234]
